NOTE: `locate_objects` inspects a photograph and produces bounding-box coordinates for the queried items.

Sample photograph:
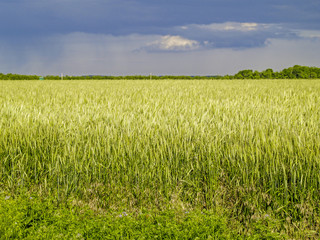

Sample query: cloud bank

[0,25,319,76]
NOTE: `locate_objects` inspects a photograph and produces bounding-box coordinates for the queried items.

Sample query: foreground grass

[1,79,320,238]
[1,193,291,239]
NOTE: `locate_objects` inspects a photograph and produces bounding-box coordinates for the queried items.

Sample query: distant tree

[261,68,273,79]
[292,65,307,78]
[253,71,261,79]
[237,70,253,79]
[310,72,317,78]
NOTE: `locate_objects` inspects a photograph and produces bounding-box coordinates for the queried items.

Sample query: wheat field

[1,80,320,225]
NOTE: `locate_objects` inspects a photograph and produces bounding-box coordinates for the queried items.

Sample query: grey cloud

[1,0,320,39]
[169,22,300,49]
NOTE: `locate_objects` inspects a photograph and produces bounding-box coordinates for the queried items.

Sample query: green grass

[1,79,320,238]
[1,193,288,239]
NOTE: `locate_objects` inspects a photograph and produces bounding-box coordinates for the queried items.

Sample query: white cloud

[240,23,258,31]
[191,22,274,32]
[145,35,200,51]
[296,30,320,39]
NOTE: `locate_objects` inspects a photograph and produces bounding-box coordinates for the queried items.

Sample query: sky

[0,0,320,76]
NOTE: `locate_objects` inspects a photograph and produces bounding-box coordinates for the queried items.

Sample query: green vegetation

[0,194,230,239]
[1,79,320,238]
[229,65,320,79]
[0,65,319,80]
[1,192,291,239]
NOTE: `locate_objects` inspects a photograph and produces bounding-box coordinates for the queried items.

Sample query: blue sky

[0,0,320,75]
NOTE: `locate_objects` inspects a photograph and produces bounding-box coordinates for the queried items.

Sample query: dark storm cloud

[1,0,319,38]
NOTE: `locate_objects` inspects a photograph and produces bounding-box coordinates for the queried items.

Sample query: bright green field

[1,79,320,239]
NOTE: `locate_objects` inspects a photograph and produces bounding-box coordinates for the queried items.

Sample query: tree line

[0,65,319,80]
[224,65,320,79]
